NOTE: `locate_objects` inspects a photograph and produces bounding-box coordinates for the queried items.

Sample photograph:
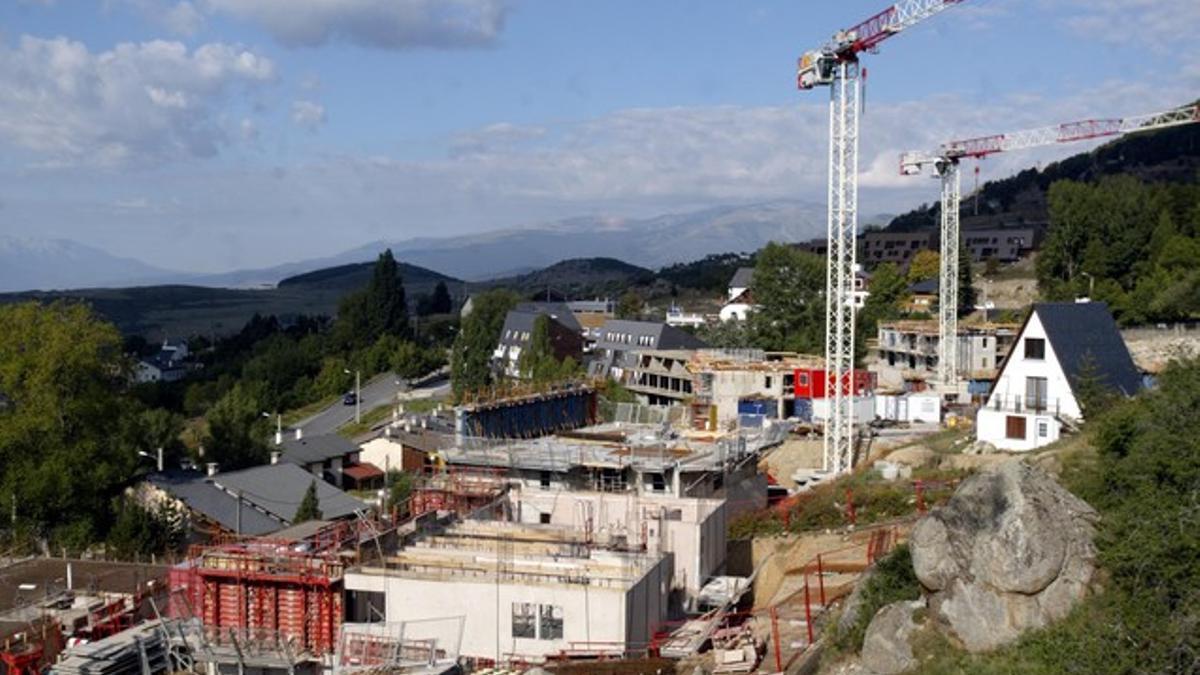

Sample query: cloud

[110,0,206,35]
[291,100,327,130]
[202,0,509,50]
[1057,0,1200,50]
[0,36,275,167]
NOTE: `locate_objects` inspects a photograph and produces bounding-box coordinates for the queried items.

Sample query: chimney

[295,428,303,441]
[206,462,219,477]
[274,431,283,446]
[270,451,282,465]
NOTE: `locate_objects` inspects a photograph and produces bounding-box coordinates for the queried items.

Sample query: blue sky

[1,0,1197,272]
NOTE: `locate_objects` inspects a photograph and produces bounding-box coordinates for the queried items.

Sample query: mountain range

[0,200,880,293]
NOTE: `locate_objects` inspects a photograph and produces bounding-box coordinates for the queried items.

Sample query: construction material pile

[53,622,168,675]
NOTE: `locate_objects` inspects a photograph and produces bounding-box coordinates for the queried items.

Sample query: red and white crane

[797,0,964,476]
[900,103,1200,389]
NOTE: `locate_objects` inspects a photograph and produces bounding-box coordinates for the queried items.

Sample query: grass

[337,403,395,438]
[399,396,443,415]
[281,394,341,427]
[728,466,964,539]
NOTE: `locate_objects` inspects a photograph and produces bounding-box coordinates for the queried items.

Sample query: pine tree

[295,480,323,523]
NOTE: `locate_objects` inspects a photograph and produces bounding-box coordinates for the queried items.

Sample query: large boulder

[910,460,1098,652]
[860,600,924,674]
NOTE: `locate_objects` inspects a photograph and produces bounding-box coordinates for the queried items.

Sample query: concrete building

[977,302,1140,451]
[691,351,824,427]
[619,349,697,406]
[439,419,788,604]
[860,230,937,267]
[875,320,1019,394]
[343,520,671,663]
[963,227,1039,262]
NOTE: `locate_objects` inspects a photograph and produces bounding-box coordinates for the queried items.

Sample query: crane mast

[900,102,1200,389]
[798,0,964,475]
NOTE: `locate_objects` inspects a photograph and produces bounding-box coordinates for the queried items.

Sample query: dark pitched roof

[149,464,365,535]
[211,464,366,522]
[148,470,283,536]
[280,434,358,465]
[514,302,583,332]
[594,319,708,351]
[498,309,580,347]
[908,278,938,295]
[1034,301,1141,396]
[729,267,755,290]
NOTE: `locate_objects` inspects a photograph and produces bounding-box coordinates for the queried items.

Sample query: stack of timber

[53,622,168,675]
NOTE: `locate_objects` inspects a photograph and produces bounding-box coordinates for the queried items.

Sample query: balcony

[987,394,1061,416]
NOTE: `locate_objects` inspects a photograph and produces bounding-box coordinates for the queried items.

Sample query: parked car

[343,392,357,405]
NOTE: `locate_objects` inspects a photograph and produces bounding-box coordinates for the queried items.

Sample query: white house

[976,301,1140,451]
[720,267,756,322]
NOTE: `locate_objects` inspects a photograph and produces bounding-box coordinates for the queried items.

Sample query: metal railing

[987,394,1061,415]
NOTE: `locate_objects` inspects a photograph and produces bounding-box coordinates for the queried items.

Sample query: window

[798,372,809,385]
[982,337,988,348]
[539,605,564,640]
[1025,376,1048,411]
[1024,338,1045,360]
[1005,415,1027,440]
[539,512,552,524]
[764,376,773,389]
[651,473,666,493]
[512,603,537,638]
[539,471,551,489]
[1037,421,1049,438]
[982,357,989,368]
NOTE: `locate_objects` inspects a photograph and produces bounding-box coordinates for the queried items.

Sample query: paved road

[293,370,448,437]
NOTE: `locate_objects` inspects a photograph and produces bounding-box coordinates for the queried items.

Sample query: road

[293,370,450,437]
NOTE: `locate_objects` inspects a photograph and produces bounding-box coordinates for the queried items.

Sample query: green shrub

[828,544,921,654]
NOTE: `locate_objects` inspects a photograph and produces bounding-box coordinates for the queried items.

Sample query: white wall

[977,408,1061,451]
[344,554,670,662]
[811,395,876,424]
[984,312,1080,419]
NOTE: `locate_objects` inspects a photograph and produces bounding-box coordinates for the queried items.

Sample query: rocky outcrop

[909,460,1098,652]
[859,600,923,674]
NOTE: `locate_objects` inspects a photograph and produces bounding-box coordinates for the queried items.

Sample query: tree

[906,249,940,283]
[205,381,270,470]
[749,243,825,353]
[857,262,907,361]
[617,290,643,319]
[107,497,186,560]
[517,315,581,383]
[429,282,453,315]
[294,480,322,522]
[368,249,408,337]
[958,241,978,317]
[0,302,140,549]
[450,289,519,401]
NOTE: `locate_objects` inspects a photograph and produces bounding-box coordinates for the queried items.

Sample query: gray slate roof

[729,267,755,290]
[211,464,365,522]
[280,434,358,465]
[593,319,708,352]
[908,278,938,295]
[149,464,365,535]
[148,471,283,536]
[515,302,583,332]
[1034,302,1142,396]
[498,309,580,347]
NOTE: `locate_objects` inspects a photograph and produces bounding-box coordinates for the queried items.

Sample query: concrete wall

[708,370,788,427]
[344,554,670,662]
[511,489,725,601]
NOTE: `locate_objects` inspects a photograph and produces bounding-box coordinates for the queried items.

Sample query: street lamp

[345,368,361,423]
[262,411,282,444]
[137,448,164,472]
[1079,271,1095,299]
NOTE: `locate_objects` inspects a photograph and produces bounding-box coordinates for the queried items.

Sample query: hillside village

[2,3,1200,675]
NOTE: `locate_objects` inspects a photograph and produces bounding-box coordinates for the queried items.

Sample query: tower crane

[797,0,964,476]
[900,103,1200,390]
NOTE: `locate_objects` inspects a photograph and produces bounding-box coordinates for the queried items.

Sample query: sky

[0,0,1198,273]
